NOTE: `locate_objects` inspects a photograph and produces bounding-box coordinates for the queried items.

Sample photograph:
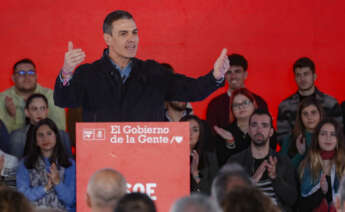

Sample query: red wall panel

[1,0,344,121]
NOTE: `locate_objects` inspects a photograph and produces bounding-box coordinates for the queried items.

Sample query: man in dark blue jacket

[54,10,229,122]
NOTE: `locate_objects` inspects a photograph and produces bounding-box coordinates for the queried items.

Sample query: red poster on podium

[76,122,190,212]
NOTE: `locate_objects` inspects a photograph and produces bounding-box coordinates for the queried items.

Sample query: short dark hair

[228,54,248,71]
[211,163,252,205]
[114,192,156,212]
[103,10,133,35]
[249,109,273,128]
[293,57,315,73]
[13,58,36,73]
[25,93,49,109]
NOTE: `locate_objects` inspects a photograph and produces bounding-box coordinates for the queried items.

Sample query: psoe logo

[170,136,183,144]
[95,129,106,140]
[83,129,106,141]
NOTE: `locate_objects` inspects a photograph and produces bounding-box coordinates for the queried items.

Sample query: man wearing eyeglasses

[0,59,66,132]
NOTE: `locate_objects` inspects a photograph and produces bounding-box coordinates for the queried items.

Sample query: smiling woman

[16,118,76,212]
[298,118,345,211]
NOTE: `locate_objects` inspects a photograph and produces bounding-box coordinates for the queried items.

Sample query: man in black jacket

[54,10,229,122]
[227,109,297,212]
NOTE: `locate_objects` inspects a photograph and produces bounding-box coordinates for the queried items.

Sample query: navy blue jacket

[54,49,223,122]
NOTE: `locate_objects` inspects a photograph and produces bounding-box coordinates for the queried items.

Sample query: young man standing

[206,54,268,129]
[277,57,342,141]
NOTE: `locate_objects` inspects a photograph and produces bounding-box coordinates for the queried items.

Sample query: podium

[76,122,190,212]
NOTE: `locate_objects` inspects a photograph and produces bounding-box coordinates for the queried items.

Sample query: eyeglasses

[15,70,36,76]
[232,99,252,109]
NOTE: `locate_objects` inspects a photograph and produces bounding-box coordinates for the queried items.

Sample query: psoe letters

[127,183,157,200]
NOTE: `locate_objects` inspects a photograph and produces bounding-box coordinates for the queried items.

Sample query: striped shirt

[254,158,278,205]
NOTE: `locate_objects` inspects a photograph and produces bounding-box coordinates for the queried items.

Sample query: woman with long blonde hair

[298,118,345,211]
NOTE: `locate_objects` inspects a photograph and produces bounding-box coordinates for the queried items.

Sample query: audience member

[0,59,65,132]
[9,94,72,159]
[54,10,229,122]
[280,97,325,168]
[16,119,75,212]
[165,101,193,122]
[298,118,345,211]
[335,177,345,212]
[114,192,156,212]
[161,63,194,122]
[227,109,297,211]
[221,186,280,212]
[0,120,10,153]
[169,193,221,212]
[180,115,218,194]
[213,88,276,166]
[0,119,18,188]
[87,168,127,212]
[211,163,252,206]
[0,148,18,189]
[35,209,64,212]
[206,53,268,129]
[277,57,342,142]
[65,107,83,148]
[0,187,34,212]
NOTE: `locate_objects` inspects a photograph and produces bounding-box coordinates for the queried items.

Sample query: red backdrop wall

[1,0,345,122]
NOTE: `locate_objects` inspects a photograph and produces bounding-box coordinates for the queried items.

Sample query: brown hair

[222,186,280,212]
[0,187,33,212]
[288,97,325,157]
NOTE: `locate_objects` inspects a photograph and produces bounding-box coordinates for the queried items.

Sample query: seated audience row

[206,54,343,145]
[0,59,65,133]
[1,55,345,212]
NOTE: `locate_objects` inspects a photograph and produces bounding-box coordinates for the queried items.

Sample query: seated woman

[16,118,76,212]
[214,88,276,166]
[281,97,324,168]
[0,120,18,188]
[298,118,345,211]
[9,93,72,159]
[180,115,218,194]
